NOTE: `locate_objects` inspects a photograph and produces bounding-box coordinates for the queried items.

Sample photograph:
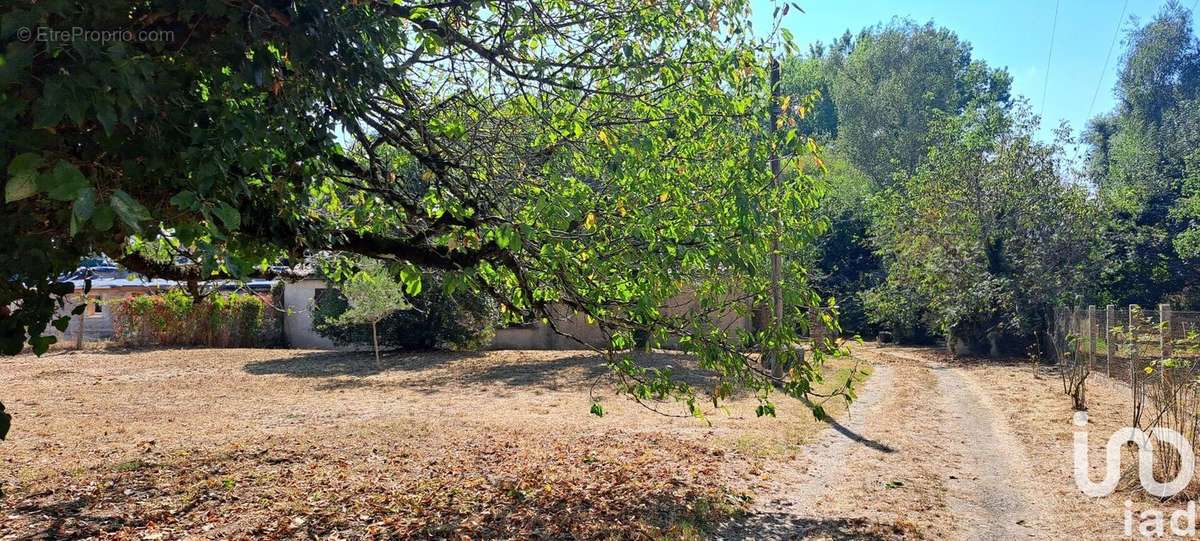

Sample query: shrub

[314,273,499,351]
[110,290,275,347]
[324,258,410,366]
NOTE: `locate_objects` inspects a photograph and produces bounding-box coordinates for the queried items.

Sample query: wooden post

[1160,303,1173,358]
[1088,305,1097,370]
[1129,305,1139,388]
[1106,304,1115,378]
[75,294,86,349]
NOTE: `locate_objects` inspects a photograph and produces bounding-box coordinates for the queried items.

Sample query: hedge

[110,290,278,347]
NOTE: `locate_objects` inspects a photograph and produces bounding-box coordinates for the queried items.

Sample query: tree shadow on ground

[717,512,918,540]
[4,496,137,540]
[798,395,897,454]
[4,486,722,541]
[242,349,475,378]
[2,448,738,540]
[822,416,897,454]
[242,349,721,392]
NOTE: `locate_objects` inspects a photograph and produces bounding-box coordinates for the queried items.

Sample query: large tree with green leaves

[819,19,1012,185]
[1,1,845,424]
[1086,2,1200,307]
[867,105,1096,354]
[779,20,1012,337]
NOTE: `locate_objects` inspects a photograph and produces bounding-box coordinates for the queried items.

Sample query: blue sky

[751,0,1200,143]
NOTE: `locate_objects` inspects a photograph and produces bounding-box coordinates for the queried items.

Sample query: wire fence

[1053,304,1200,386]
[1053,304,1200,485]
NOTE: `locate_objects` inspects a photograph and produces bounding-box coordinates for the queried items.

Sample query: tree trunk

[765,55,784,380]
[75,294,86,349]
[371,320,381,370]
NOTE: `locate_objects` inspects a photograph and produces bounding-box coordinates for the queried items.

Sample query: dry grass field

[0,347,864,540]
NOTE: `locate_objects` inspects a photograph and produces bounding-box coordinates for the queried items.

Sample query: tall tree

[1085,2,1200,307]
[867,105,1096,354]
[1,1,842,418]
[780,20,1012,336]
[824,19,1012,185]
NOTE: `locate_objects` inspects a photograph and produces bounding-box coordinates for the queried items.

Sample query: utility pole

[765,55,784,379]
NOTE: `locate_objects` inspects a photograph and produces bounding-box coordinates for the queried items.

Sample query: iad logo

[1073,411,1195,498]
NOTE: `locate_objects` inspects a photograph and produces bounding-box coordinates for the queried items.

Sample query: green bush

[110,290,275,347]
[313,273,499,351]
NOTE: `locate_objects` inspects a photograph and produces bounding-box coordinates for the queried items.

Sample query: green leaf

[71,187,96,235]
[5,152,42,203]
[52,315,71,332]
[0,402,9,441]
[65,96,88,126]
[33,98,64,128]
[590,403,605,417]
[5,172,37,203]
[92,204,115,232]
[213,202,241,230]
[169,190,198,210]
[43,161,89,201]
[399,266,422,296]
[95,99,117,136]
[29,335,55,356]
[110,190,152,230]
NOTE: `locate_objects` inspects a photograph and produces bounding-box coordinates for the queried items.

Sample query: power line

[1039,0,1061,119]
[1086,0,1130,121]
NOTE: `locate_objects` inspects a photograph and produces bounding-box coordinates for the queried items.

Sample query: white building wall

[282,278,336,349]
[49,290,136,343]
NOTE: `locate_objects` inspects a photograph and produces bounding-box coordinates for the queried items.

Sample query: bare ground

[0,343,1168,539]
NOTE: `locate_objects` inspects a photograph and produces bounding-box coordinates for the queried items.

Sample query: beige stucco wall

[46,279,752,352]
[50,288,143,343]
[490,309,610,350]
[488,297,752,351]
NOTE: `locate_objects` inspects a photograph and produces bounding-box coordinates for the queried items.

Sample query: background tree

[315,270,500,351]
[823,19,1012,184]
[1085,2,1200,307]
[779,19,1012,338]
[868,105,1096,353]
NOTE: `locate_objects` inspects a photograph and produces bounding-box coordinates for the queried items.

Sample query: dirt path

[721,345,1060,540]
[717,363,898,538]
[929,361,1040,539]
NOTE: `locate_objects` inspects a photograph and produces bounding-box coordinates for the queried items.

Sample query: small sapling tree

[331,259,412,368]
